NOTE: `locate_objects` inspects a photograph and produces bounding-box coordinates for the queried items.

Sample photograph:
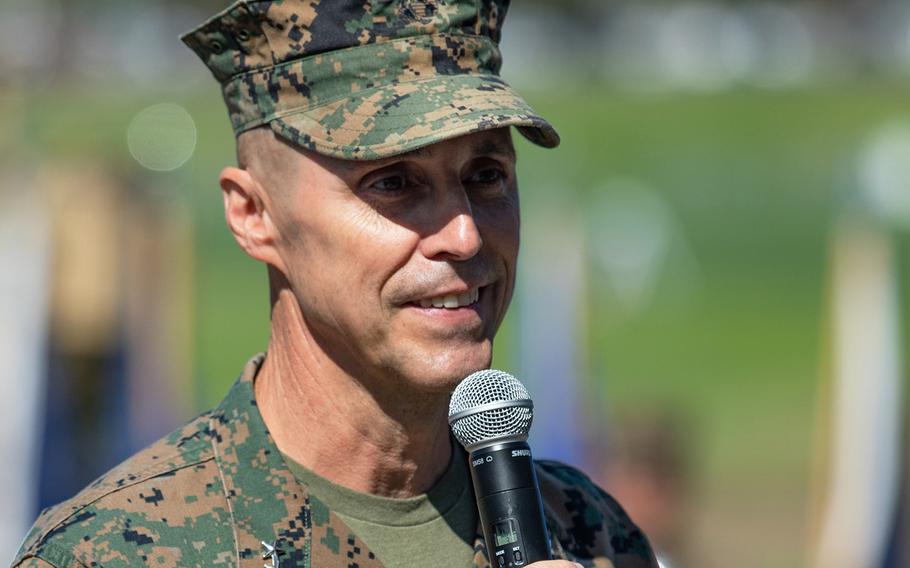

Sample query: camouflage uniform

[13,1,660,565]
[13,356,656,568]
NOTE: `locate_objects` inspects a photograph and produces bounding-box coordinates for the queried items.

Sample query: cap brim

[266,74,559,161]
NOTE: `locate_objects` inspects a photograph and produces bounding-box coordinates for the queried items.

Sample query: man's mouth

[415,287,481,309]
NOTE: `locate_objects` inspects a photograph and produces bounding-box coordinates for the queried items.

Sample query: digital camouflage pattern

[181,0,559,160]
[13,356,657,568]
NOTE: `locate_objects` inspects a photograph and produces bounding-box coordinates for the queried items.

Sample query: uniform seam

[209,415,242,566]
[20,540,92,568]
[22,450,215,559]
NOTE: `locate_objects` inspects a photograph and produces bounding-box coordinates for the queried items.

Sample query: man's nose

[419,191,484,262]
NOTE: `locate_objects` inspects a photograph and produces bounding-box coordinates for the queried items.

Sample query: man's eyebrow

[331,145,434,174]
[471,138,516,160]
[409,146,434,159]
[329,137,513,175]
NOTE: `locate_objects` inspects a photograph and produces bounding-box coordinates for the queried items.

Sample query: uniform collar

[208,354,565,567]
[207,355,378,567]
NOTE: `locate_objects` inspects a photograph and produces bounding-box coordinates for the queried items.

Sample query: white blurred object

[127,103,197,172]
[587,180,699,317]
[601,2,815,92]
[588,180,671,313]
[0,0,62,75]
[858,120,910,228]
[0,176,50,563]
[811,221,904,568]
[658,3,732,91]
[736,2,815,88]
[903,15,910,69]
[600,3,670,93]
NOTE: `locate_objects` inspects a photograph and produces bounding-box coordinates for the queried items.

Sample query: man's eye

[467,168,504,185]
[371,175,406,192]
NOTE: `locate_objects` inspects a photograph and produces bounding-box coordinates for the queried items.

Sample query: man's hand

[526,562,584,568]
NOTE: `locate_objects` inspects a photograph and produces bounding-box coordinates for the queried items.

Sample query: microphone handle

[468,441,552,566]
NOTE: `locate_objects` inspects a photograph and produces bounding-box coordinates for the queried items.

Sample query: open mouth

[414,287,481,309]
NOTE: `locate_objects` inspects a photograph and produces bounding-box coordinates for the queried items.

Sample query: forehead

[295,128,516,175]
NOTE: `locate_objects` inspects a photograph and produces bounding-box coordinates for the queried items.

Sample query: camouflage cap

[181,0,559,160]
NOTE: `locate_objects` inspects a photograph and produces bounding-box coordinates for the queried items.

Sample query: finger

[524,561,584,568]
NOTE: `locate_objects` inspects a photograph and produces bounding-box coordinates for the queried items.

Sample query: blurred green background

[2,0,910,566]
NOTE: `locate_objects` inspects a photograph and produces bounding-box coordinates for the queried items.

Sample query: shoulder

[12,411,228,568]
[534,459,658,568]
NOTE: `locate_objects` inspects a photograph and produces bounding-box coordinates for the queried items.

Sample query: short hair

[236,126,280,172]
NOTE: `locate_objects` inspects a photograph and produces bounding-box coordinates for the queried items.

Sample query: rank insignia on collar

[261,540,285,568]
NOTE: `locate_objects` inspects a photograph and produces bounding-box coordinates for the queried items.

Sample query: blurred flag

[518,213,589,468]
[0,168,51,564]
[809,219,906,568]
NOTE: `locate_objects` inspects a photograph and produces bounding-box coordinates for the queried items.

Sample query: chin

[397,342,493,393]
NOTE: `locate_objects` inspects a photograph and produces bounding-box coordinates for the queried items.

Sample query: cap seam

[226,31,494,84]
[310,97,534,123]
[302,108,541,135]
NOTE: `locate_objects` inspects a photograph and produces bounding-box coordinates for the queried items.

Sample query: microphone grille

[448,369,533,449]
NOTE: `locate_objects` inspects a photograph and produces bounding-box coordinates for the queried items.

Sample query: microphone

[448,370,552,567]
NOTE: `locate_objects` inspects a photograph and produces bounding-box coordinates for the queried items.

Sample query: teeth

[419,287,480,309]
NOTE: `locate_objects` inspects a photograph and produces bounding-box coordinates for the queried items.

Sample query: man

[13,1,657,566]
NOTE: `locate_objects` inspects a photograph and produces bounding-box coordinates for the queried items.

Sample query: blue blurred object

[37,342,132,512]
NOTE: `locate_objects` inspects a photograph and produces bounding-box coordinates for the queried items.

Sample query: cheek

[478,202,520,258]
[478,204,520,309]
[299,205,422,306]
[345,207,422,272]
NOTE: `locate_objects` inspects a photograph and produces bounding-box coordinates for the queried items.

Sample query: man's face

[263,128,520,393]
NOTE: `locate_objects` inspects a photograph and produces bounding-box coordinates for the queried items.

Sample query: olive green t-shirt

[282,446,477,567]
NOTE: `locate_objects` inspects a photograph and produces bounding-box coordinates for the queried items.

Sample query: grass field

[11,78,910,566]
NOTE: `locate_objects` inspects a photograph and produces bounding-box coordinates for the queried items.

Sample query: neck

[255,290,453,498]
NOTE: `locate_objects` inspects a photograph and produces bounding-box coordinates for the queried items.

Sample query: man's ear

[219,166,286,272]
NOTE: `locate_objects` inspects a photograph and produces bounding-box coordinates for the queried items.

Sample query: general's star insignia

[261,540,284,568]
